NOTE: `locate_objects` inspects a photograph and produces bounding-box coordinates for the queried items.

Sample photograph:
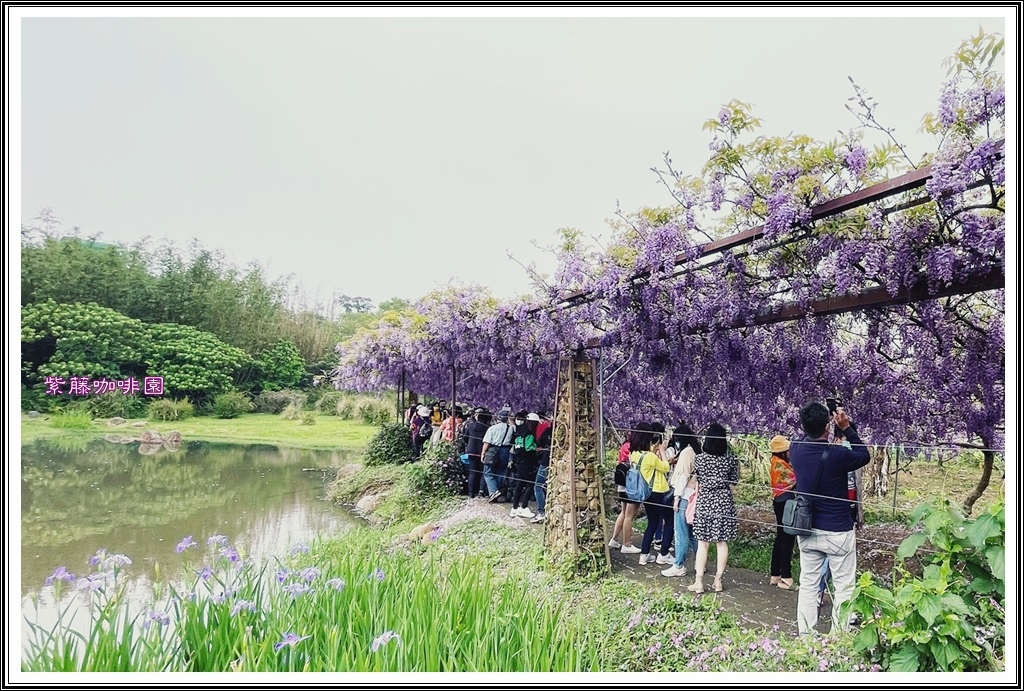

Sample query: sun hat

[418,405,430,417]
[769,435,791,454]
[526,413,541,422]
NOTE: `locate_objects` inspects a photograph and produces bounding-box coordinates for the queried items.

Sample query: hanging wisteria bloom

[370,631,401,653]
[44,566,75,586]
[299,566,321,582]
[176,536,198,553]
[207,534,228,547]
[327,578,346,591]
[274,632,311,652]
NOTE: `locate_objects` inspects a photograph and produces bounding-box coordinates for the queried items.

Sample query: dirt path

[438,498,836,635]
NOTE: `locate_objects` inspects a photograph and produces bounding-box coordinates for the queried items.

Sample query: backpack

[625,451,655,502]
[416,418,433,439]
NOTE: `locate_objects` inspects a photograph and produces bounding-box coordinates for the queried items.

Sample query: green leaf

[985,546,1004,580]
[897,533,929,560]
[918,593,943,626]
[853,625,879,652]
[964,514,1000,550]
[889,645,921,672]
[940,593,971,616]
[930,638,963,670]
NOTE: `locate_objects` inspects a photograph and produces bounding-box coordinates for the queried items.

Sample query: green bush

[255,339,306,391]
[82,391,148,419]
[848,500,1005,671]
[253,390,305,414]
[364,423,413,466]
[314,391,344,415]
[415,441,464,496]
[212,391,253,419]
[336,399,356,420]
[358,400,392,426]
[148,398,195,422]
[301,412,317,426]
[280,402,302,421]
[51,410,94,429]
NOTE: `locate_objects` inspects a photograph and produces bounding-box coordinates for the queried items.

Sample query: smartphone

[826,397,843,414]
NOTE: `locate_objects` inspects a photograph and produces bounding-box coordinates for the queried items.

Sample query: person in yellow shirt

[632,427,673,566]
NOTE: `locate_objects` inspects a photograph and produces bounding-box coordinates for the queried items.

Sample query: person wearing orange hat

[768,435,796,589]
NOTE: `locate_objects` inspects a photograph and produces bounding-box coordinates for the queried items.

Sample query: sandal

[686,581,705,594]
[777,579,794,590]
[713,575,724,592]
[769,576,781,586]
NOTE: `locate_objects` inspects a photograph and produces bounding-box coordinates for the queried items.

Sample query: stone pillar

[543,354,611,574]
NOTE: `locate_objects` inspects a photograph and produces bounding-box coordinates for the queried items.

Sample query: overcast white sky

[13,9,1012,309]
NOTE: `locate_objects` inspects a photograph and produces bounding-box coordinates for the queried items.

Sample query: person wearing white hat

[410,405,433,460]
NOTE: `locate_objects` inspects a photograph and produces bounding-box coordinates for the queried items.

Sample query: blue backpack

[625,452,654,502]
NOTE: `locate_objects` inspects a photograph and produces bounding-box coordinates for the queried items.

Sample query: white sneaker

[510,507,520,517]
[620,545,641,554]
[530,513,545,524]
[608,539,622,549]
[661,565,687,578]
[656,554,674,565]
[639,553,652,565]
[520,508,536,519]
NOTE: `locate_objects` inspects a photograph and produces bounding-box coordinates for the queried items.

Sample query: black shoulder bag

[782,447,827,537]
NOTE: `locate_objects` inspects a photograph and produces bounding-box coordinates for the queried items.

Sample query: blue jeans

[535,464,548,514]
[482,449,510,496]
[673,498,696,568]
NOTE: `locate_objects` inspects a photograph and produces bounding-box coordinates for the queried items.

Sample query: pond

[20,437,363,646]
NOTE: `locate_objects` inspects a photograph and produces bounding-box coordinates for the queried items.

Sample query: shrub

[848,500,1005,671]
[84,391,148,419]
[280,402,302,421]
[253,390,305,414]
[301,412,317,426]
[415,441,465,496]
[51,410,93,429]
[314,391,343,415]
[212,391,253,419]
[148,398,195,422]
[364,423,413,466]
[359,400,392,426]
[336,399,356,420]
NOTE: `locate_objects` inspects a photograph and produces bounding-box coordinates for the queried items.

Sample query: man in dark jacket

[790,401,870,635]
[461,408,492,499]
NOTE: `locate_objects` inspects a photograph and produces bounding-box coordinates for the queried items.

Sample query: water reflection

[21,438,362,595]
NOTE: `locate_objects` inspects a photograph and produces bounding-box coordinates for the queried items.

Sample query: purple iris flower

[291,542,310,555]
[197,565,213,581]
[207,534,228,547]
[230,600,257,616]
[282,582,309,598]
[370,630,400,653]
[327,578,346,591]
[299,566,320,582]
[176,536,198,553]
[274,632,310,652]
[44,566,75,586]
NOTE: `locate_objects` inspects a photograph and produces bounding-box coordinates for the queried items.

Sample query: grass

[20,412,379,451]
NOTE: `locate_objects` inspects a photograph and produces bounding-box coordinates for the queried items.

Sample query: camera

[825,397,844,414]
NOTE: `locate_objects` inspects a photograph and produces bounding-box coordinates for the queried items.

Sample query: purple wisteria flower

[207,534,228,547]
[282,582,310,599]
[718,108,731,126]
[843,146,868,176]
[299,566,321,582]
[176,536,198,553]
[274,632,311,652]
[370,630,401,653]
[44,566,75,586]
[231,600,257,616]
[327,578,346,591]
[291,542,310,555]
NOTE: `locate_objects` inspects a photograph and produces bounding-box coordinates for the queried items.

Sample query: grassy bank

[20,412,379,451]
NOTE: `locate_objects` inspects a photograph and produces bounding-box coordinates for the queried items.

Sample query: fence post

[892,444,901,518]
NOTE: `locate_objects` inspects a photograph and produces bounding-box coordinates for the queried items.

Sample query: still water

[20,437,363,642]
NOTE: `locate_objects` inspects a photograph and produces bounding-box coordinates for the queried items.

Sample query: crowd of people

[609,402,869,634]
[404,397,870,635]
[405,402,553,523]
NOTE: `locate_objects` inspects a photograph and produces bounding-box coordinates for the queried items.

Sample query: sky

[12,8,1012,310]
